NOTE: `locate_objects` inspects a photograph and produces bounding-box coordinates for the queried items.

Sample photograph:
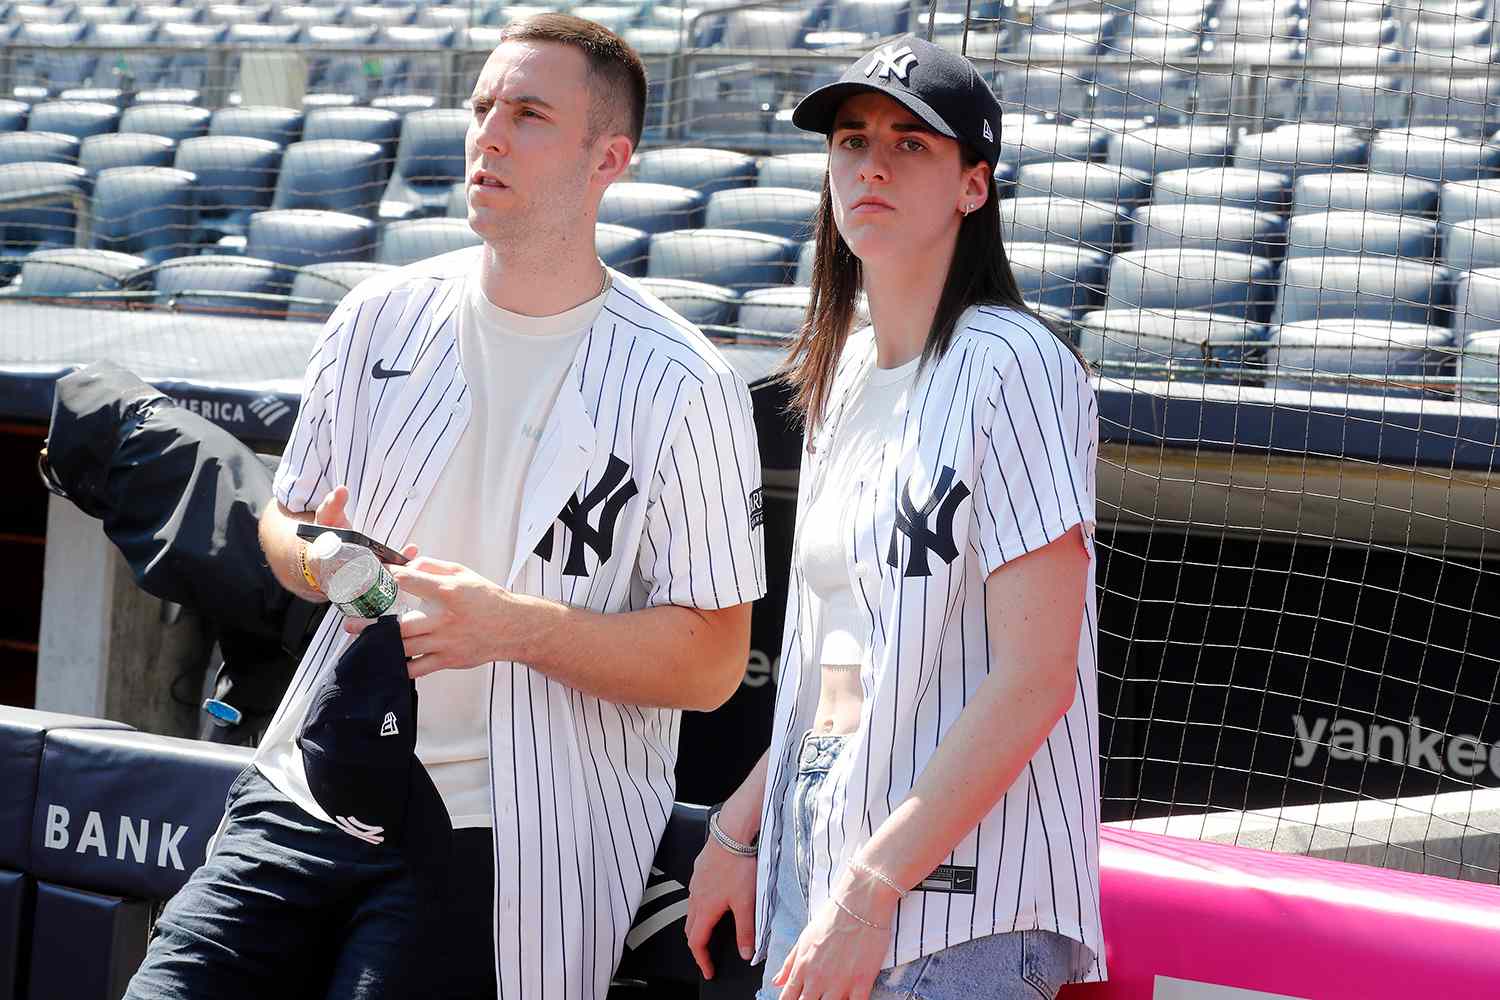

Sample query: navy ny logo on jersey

[534,454,640,577]
[887,466,970,578]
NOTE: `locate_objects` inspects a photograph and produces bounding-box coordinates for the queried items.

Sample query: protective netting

[2,0,1499,876]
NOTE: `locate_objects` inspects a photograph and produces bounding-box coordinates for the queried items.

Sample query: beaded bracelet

[708,807,758,858]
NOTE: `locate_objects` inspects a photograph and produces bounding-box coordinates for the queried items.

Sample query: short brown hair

[498,13,647,148]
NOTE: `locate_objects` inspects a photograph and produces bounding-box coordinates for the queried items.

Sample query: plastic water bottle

[309,531,417,619]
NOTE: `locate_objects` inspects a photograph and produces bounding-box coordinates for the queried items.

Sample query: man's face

[464,40,599,247]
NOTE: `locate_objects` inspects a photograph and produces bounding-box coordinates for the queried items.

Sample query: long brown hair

[782,142,1075,430]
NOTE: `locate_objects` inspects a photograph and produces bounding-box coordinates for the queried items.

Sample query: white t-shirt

[798,354,920,665]
[408,273,609,829]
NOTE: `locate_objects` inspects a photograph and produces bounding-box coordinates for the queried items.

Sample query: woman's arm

[685,748,771,978]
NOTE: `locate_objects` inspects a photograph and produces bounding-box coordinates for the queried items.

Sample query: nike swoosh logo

[371,360,411,380]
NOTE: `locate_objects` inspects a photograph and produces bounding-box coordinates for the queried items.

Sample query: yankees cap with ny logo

[791,35,1004,171]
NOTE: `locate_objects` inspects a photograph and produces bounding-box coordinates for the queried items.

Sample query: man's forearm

[259,502,327,604]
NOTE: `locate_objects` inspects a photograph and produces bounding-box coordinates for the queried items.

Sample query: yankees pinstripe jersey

[259,247,767,999]
[753,306,1106,982]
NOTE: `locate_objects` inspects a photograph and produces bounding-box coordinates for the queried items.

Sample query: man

[124,14,766,1000]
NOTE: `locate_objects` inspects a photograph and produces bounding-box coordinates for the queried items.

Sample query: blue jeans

[758,733,1085,1000]
[124,766,496,1000]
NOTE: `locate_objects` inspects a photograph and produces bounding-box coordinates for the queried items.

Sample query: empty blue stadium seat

[0,130,78,165]
[275,5,341,31]
[1000,197,1130,252]
[1441,217,1500,270]
[95,25,167,89]
[290,261,395,320]
[819,0,911,41]
[1075,308,1268,373]
[1107,249,1279,321]
[375,25,454,97]
[1461,329,1500,400]
[993,67,1096,120]
[146,253,298,314]
[638,277,739,327]
[0,247,142,297]
[1089,66,1199,127]
[633,148,757,195]
[699,7,810,49]
[1006,242,1110,313]
[1014,162,1151,205]
[1152,166,1293,214]
[1108,126,1235,175]
[246,208,377,266]
[600,182,707,235]
[89,164,196,264]
[303,107,402,162]
[1233,125,1370,178]
[1439,178,1500,227]
[12,24,93,93]
[1409,72,1500,136]
[136,5,201,27]
[304,24,379,98]
[134,89,202,108]
[704,187,818,241]
[794,239,816,285]
[347,4,416,30]
[1134,203,1289,258]
[375,218,480,266]
[1368,132,1500,184]
[1274,257,1454,326]
[0,161,90,277]
[596,223,650,277]
[445,182,465,219]
[1287,211,1440,261]
[757,153,826,192]
[27,100,119,140]
[210,106,304,147]
[1453,268,1500,341]
[174,135,281,240]
[117,103,210,143]
[647,229,796,290]
[79,133,176,174]
[737,285,809,334]
[1267,320,1454,394]
[157,24,228,93]
[1294,172,1442,217]
[369,95,437,115]
[0,102,29,133]
[998,122,1107,169]
[271,138,387,218]
[383,108,466,216]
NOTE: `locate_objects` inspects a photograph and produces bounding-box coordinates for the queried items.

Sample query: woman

[683,35,1106,1000]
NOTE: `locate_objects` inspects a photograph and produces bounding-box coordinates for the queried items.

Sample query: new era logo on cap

[380,712,399,737]
[864,43,918,84]
[982,119,994,143]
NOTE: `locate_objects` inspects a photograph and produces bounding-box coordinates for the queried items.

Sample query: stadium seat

[647,229,797,291]
[638,278,739,328]
[1273,257,1454,326]
[174,135,281,241]
[1000,197,1131,252]
[1107,249,1279,321]
[596,223,650,277]
[375,218,480,266]
[998,121,1107,169]
[303,107,402,163]
[1233,125,1370,178]
[0,161,89,277]
[704,187,818,241]
[1014,162,1151,205]
[347,4,416,30]
[1368,132,1500,184]
[58,88,128,108]
[133,89,203,108]
[275,4,341,31]
[1452,267,1500,341]
[1006,242,1110,313]
[374,26,454,98]
[1089,66,1199,127]
[94,25,167,90]
[205,3,270,28]
[0,102,29,134]
[1267,319,1455,394]
[757,153,826,192]
[26,101,120,141]
[135,4,201,28]
[817,0,912,42]
[271,139,387,219]
[599,182,708,235]
[290,261,394,320]
[702,8,810,49]
[1294,172,1442,217]
[795,239,815,285]
[633,148,757,196]
[210,106,304,147]
[737,285,809,334]
[1408,69,1500,136]
[1460,327,1500,399]
[993,67,1097,120]
[88,165,196,264]
[1297,48,1407,130]
[0,130,79,165]
[1287,211,1440,261]
[303,24,380,99]
[369,95,437,115]
[156,24,228,94]
[246,208,378,266]
[11,24,93,94]
[1075,308,1268,373]
[1108,126,1235,175]
[1439,178,1500,228]
[1134,203,1289,259]
[383,109,467,217]
[0,247,143,297]
[77,5,135,26]
[445,182,465,219]
[1441,217,1500,271]
[79,133,175,175]
[145,253,298,314]
[117,103,210,144]
[1152,166,1293,214]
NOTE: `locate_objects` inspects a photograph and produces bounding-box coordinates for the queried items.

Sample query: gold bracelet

[849,859,908,899]
[831,895,887,931]
[298,542,320,592]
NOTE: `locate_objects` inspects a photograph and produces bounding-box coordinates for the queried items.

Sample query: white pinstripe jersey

[753,306,1106,982]
[261,247,767,999]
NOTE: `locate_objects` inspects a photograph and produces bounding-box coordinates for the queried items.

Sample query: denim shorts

[758,732,1086,1000]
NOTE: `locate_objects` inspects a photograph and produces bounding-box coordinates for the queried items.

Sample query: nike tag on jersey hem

[372,360,412,379]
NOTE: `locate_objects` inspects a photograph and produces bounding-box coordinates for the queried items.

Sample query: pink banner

[1064,826,1500,999]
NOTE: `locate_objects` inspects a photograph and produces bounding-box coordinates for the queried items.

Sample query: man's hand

[345,557,511,677]
[260,484,419,602]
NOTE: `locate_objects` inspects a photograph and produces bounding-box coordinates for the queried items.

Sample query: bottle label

[333,568,398,619]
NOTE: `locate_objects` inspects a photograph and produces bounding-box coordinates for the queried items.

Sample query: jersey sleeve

[971,331,1098,577]
[272,302,350,513]
[638,369,768,610]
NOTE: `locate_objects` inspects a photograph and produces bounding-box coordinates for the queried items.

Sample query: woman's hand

[684,834,759,980]
[771,874,896,1000]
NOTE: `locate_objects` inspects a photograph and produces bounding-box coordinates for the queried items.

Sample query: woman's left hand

[772,877,897,1000]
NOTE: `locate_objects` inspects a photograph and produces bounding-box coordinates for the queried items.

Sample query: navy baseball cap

[297,617,451,861]
[791,35,1003,171]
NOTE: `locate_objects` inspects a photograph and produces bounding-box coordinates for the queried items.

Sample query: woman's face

[827,91,990,267]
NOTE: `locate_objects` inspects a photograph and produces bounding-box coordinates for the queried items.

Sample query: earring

[963,203,975,215]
